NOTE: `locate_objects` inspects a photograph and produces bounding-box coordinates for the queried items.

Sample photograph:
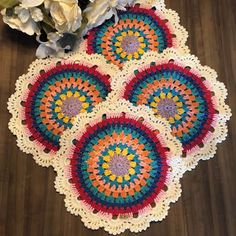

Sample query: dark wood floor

[0,0,236,235]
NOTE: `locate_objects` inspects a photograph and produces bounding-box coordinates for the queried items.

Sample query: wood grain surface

[0,0,236,235]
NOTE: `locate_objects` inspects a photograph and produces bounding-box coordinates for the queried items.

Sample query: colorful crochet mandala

[7,0,231,234]
[111,49,231,170]
[8,53,119,166]
[82,0,188,68]
[54,99,183,234]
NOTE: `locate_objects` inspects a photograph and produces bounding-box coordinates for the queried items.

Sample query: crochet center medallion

[72,117,168,214]
[54,100,183,234]
[84,1,188,68]
[123,63,215,153]
[8,53,118,166]
[25,64,111,151]
[112,50,231,170]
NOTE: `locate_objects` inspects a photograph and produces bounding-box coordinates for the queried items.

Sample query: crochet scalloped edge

[53,98,185,234]
[7,52,120,167]
[79,0,189,61]
[110,48,232,171]
[135,0,189,54]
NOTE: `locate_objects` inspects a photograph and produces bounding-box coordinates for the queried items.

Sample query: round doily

[7,52,119,167]
[53,99,184,234]
[81,0,188,68]
[111,49,231,170]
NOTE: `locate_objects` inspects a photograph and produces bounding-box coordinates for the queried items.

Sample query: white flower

[1,5,43,35]
[36,32,78,58]
[36,32,63,58]
[44,0,82,33]
[14,6,30,23]
[30,7,43,22]
[1,0,44,36]
[20,0,44,8]
[84,0,134,30]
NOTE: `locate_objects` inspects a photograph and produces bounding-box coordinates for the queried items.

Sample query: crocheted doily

[80,0,189,68]
[111,49,231,170]
[53,99,184,234]
[7,52,119,167]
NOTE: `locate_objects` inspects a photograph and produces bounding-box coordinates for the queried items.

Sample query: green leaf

[41,22,56,34]
[39,6,55,29]
[0,0,18,9]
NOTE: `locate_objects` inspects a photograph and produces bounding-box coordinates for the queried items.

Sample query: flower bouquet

[0,0,133,57]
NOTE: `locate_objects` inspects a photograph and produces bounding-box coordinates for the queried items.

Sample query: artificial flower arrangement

[0,0,133,58]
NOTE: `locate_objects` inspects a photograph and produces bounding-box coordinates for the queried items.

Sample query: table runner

[7,0,231,234]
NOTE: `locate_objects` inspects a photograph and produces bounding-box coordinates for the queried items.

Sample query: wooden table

[0,0,235,235]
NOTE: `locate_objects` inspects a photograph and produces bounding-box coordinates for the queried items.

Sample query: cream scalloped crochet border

[7,52,120,167]
[110,48,232,171]
[79,0,189,58]
[53,99,184,234]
